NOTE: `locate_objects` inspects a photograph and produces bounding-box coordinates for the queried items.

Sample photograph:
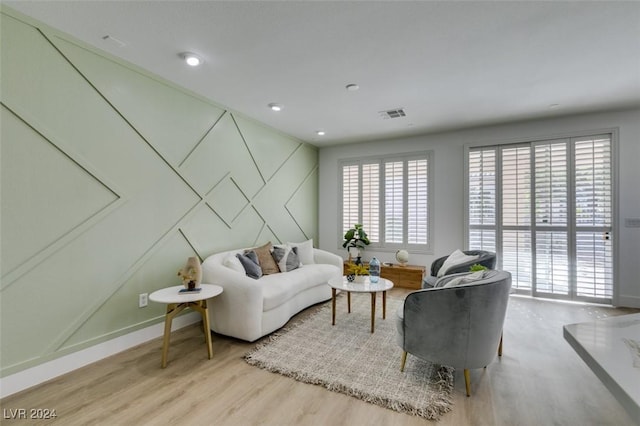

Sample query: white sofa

[201,247,343,341]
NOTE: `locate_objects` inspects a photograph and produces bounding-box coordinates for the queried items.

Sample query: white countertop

[563,313,640,420]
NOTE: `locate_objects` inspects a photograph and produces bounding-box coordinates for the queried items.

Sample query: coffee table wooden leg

[370,292,376,333]
[332,288,337,325]
[383,291,387,319]
[160,303,187,368]
[347,291,351,313]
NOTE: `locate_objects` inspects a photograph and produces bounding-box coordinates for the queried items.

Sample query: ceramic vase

[179,256,202,289]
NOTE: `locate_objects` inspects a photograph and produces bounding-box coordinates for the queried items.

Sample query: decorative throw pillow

[437,249,479,277]
[249,242,280,275]
[271,245,300,272]
[223,253,244,273]
[236,251,262,279]
[442,271,486,287]
[287,239,314,265]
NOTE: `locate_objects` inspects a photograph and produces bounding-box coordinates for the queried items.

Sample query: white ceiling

[5,1,640,147]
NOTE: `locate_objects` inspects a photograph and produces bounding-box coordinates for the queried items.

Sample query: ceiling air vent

[380,108,406,119]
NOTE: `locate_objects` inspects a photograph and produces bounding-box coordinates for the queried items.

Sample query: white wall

[319,108,640,307]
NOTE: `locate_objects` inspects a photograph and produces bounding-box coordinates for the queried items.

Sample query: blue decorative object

[369,257,380,283]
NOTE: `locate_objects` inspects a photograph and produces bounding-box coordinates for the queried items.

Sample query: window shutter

[361,163,380,243]
[407,159,428,244]
[575,137,612,299]
[468,148,496,251]
[342,164,359,235]
[384,161,404,243]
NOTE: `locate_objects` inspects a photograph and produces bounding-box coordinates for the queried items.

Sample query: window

[466,133,614,303]
[340,152,432,252]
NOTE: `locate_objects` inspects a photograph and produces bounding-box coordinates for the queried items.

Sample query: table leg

[347,291,351,313]
[371,292,376,333]
[189,300,213,360]
[161,303,186,368]
[383,291,387,320]
[332,288,337,325]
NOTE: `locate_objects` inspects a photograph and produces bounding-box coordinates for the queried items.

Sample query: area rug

[244,294,454,420]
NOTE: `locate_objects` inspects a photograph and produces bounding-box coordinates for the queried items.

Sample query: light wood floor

[2,288,639,426]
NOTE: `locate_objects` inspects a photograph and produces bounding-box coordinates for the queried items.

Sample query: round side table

[149,284,223,368]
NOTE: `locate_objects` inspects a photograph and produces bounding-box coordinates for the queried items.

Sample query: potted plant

[342,224,370,263]
[346,263,369,283]
[469,264,488,272]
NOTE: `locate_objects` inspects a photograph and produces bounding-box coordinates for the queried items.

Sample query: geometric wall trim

[0,10,318,376]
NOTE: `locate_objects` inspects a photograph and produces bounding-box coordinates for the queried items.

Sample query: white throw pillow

[287,239,315,265]
[223,254,244,273]
[443,271,485,287]
[437,249,479,277]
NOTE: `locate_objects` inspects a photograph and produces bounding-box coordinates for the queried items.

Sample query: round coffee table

[328,276,394,333]
[149,284,223,368]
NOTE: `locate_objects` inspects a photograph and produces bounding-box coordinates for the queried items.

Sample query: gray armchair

[396,270,511,396]
[423,250,496,288]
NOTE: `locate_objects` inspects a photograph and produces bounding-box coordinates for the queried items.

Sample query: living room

[1,2,639,425]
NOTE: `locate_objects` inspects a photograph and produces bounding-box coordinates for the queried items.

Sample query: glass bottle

[369,257,380,283]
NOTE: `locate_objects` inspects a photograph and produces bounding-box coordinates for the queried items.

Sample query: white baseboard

[0,312,200,399]
[616,295,640,309]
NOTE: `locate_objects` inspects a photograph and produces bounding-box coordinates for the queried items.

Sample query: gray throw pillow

[271,246,300,272]
[236,251,262,279]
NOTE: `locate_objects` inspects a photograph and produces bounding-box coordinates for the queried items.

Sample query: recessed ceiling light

[268,103,283,111]
[346,83,359,91]
[316,130,326,136]
[180,52,203,67]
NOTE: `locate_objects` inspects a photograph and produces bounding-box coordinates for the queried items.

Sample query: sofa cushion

[223,253,244,273]
[250,242,280,275]
[272,245,301,272]
[287,239,315,265]
[260,264,336,311]
[237,251,262,279]
[441,270,485,287]
[438,249,479,277]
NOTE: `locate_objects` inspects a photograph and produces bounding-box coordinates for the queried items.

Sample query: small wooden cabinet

[343,261,425,290]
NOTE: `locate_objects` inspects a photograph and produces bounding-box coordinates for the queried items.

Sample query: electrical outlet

[138,293,148,308]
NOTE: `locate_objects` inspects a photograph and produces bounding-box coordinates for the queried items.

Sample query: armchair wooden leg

[400,351,408,372]
[498,332,503,356]
[464,369,471,397]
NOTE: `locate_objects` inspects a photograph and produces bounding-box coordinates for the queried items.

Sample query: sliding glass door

[467,134,614,303]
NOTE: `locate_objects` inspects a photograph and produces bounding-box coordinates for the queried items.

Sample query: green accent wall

[0,9,319,376]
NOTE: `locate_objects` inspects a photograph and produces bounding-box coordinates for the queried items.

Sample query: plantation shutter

[407,159,428,244]
[384,161,404,244]
[574,136,612,299]
[468,148,497,252]
[534,141,569,295]
[501,146,532,290]
[342,164,359,236]
[361,162,380,243]
[466,133,614,303]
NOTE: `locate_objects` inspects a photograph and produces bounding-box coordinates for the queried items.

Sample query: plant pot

[354,275,367,284]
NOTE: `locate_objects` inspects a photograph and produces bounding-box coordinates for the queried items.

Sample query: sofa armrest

[313,248,343,270]
[201,261,265,341]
